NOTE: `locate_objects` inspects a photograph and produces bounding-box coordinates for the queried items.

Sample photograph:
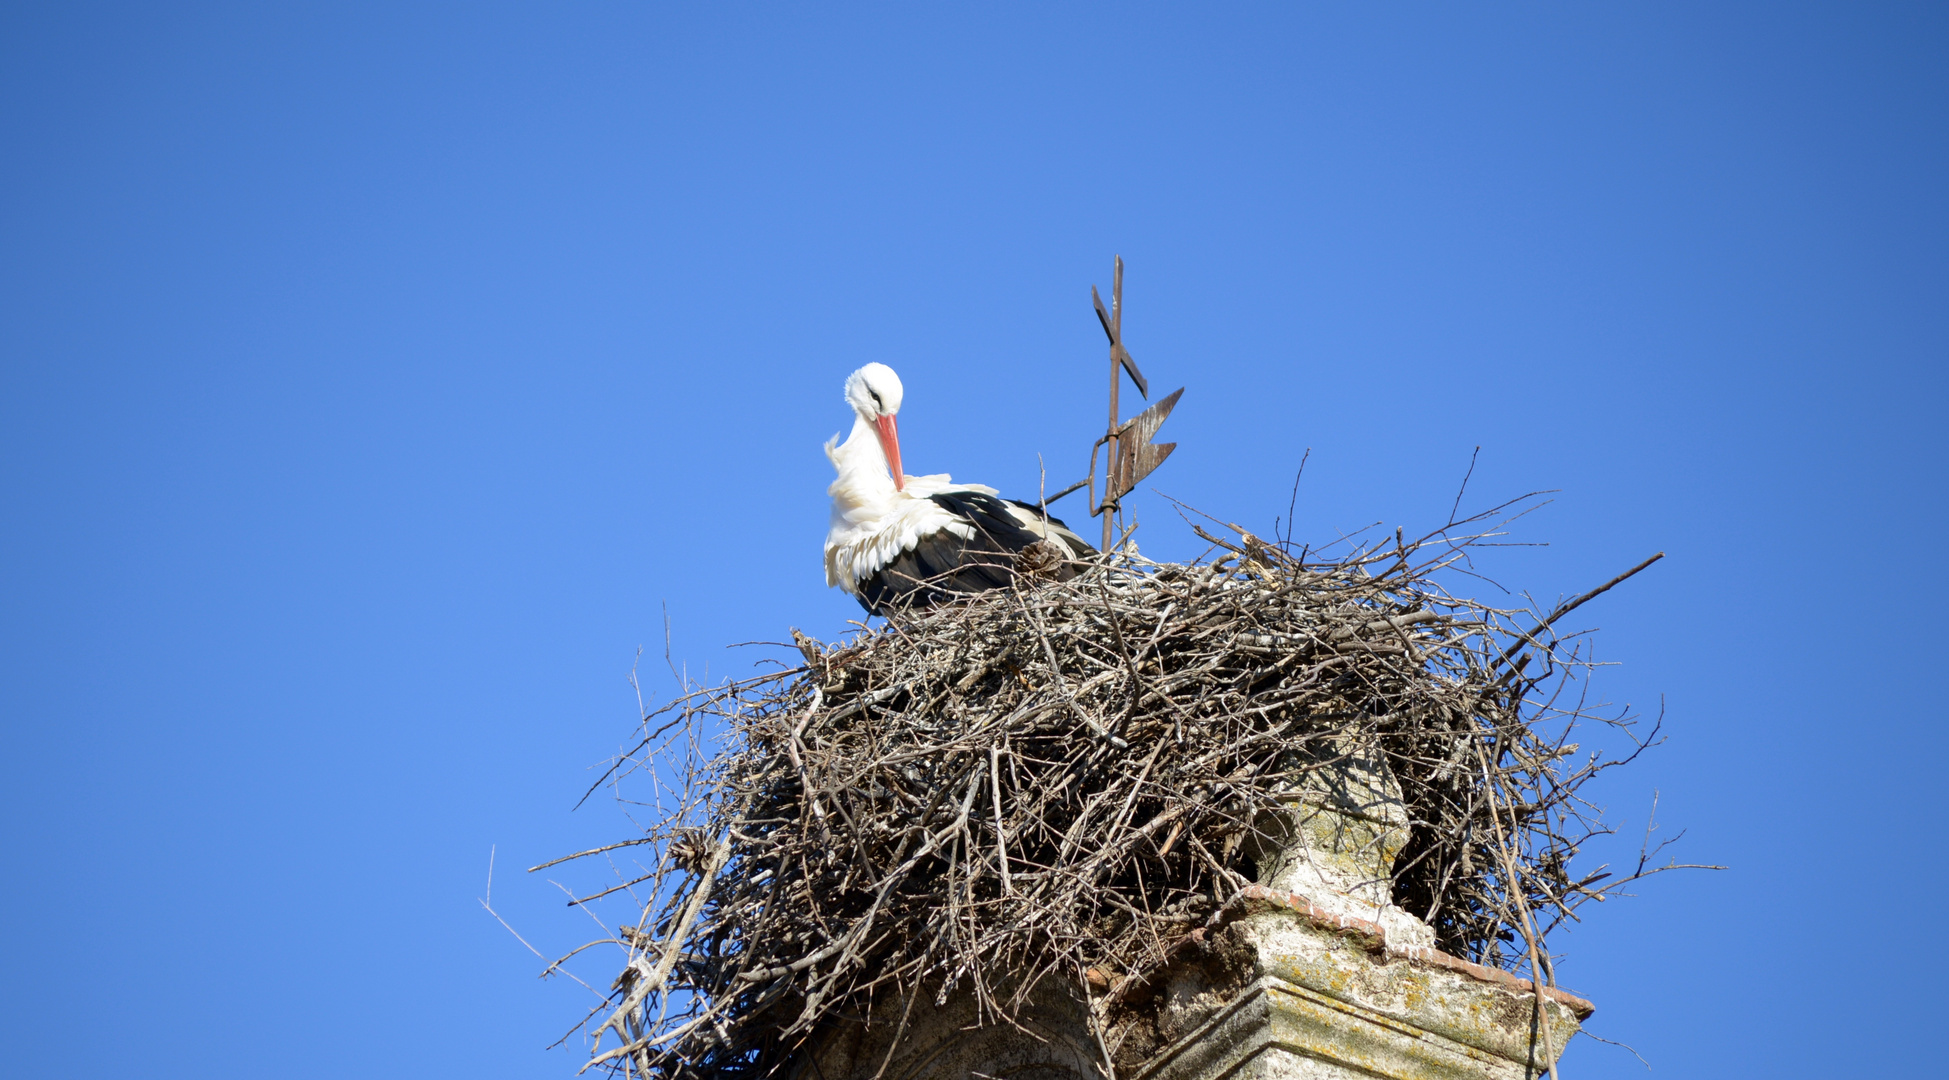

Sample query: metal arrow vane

[1036,256,1184,550]
[1087,256,1183,551]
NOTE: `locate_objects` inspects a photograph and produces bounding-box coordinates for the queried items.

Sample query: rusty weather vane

[1036,256,1183,551]
[1087,256,1183,551]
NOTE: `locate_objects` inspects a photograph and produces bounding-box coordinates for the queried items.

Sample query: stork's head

[844,363,906,491]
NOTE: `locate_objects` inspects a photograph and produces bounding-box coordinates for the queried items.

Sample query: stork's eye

[869,389,883,410]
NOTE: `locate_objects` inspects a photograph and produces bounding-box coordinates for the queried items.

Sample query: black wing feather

[856,490,1086,615]
[1002,499,1096,559]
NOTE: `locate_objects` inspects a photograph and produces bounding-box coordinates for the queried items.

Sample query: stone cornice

[1208,885,1594,1019]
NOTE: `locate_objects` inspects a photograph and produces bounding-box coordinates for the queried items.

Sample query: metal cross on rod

[1088,255,1183,551]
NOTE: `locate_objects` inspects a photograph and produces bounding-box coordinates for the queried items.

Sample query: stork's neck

[827,413,898,509]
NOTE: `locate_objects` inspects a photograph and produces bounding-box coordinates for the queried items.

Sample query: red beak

[873,414,904,491]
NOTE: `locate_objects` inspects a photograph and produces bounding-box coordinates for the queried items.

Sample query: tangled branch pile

[549,512,1681,1080]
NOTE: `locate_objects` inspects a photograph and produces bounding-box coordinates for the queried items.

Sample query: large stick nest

[548,512,1683,1080]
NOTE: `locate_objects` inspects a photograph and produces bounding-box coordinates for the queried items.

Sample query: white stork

[824,363,1096,614]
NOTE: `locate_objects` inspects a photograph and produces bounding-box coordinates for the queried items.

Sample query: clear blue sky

[3,4,1943,1076]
